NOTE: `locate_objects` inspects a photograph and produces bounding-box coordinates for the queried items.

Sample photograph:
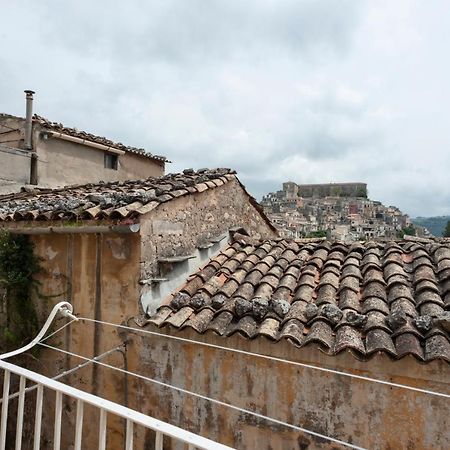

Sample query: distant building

[284,181,367,198]
[0,91,167,194]
[262,181,414,241]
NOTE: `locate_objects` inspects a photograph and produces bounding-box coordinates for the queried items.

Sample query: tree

[397,226,416,238]
[444,220,450,237]
[356,186,368,198]
[306,230,327,238]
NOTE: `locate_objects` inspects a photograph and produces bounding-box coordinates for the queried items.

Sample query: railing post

[125,420,134,450]
[53,391,63,450]
[155,431,163,450]
[74,399,84,450]
[15,376,26,450]
[0,370,10,450]
[33,384,44,450]
[98,409,107,450]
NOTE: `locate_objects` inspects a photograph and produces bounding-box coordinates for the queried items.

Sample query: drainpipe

[24,90,38,185]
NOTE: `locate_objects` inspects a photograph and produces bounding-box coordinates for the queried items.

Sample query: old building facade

[0,168,277,448]
[0,92,166,194]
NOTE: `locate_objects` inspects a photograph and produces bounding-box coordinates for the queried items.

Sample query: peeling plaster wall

[17,232,142,450]
[128,327,450,450]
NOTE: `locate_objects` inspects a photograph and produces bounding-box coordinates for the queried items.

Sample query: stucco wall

[0,145,30,193]
[128,327,450,450]
[139,179,277,280]
[0,117,23,148]
[0,116,165,190]
[7,232,143,449]
[34,127,164,187]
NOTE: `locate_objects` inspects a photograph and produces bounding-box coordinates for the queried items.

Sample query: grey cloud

[36,0,362,63]
[1,1,449,217]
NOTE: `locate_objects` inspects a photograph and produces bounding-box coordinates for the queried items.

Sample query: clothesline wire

[78,316,450,400]
[40,318,78,343]
[0,344,124,404]
[38,341,366,450]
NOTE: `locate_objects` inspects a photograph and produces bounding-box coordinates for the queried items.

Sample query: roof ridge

[0,168,250,223]
[0,112,167,162]
[32,114,167,162]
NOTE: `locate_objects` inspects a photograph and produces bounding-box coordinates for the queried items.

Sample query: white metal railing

[0,302,234,450]
[0,359,233,450]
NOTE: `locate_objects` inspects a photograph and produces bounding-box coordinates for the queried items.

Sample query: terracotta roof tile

[145,237,450,363]
[0,169,274,230]
[32,114,168,162]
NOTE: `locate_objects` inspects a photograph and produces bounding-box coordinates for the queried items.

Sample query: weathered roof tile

[0,169,250,223]
[146,237,450,363]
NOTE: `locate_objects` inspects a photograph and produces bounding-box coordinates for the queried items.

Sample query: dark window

[104,153,118,170]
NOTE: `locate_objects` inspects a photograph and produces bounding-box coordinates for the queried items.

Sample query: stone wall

[139,178,277,280]
[0,116,23,149]
[296,183,367,198]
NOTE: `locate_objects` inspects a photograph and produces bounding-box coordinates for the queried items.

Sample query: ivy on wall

[0,231,42,350]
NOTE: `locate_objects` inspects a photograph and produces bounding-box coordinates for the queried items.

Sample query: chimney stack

[24,90,35,150]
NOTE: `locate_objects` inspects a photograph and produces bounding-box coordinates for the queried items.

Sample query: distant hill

[412,216,450,237]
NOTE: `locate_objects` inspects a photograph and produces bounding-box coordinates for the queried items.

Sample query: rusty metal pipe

[4,223,140,235]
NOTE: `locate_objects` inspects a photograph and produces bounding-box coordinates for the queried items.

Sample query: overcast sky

[1,1,449,217]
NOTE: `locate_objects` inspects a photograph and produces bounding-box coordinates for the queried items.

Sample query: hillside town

[1,2,450,449]
[261,181,431,241]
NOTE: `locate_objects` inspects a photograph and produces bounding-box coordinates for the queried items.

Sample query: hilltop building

[262,182,415,241]
[282,181,368,199]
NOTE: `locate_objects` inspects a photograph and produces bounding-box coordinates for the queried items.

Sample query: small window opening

[104,153,118,170]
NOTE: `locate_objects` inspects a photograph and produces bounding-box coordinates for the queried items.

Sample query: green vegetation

[445,220,450,237]
[397,226,416,239]
[306,230,327,238]
[0,231,42,350]
[412,216,450,237]
[356,186,368,198]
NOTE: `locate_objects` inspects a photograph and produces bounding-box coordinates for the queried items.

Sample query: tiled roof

[32,115,168,162]
[0,113,167,162]
[147,235,450,363]
[0,169,274,229]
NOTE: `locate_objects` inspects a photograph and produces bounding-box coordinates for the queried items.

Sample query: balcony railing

[0,358,234,450]
[0,302,234,450]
